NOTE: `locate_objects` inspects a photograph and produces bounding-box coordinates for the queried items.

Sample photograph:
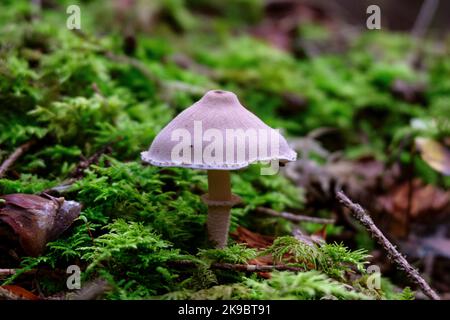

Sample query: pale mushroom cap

[141,90,297,170]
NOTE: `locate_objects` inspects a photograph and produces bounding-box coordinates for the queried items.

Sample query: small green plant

[246,271,370,300]
[198,244,258,264]
[263,236,369,279]
[2,0,443,300]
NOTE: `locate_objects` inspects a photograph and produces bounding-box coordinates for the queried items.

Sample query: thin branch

[42,143,113,194]
[0,269,18,278]
[336,190,440,300]
[255,207,335,224]
[411,0,440,39]
[408,0,440,67]
[30,0,42,21]
[70,144,113,179]
[0,287,23,300]
[0,268,41,279]
[64,278,112,300]
[169,260,305,273]
[292,227,325,247]
[0,273,111,300]
[0,140,35,178]
[212,263,305,272]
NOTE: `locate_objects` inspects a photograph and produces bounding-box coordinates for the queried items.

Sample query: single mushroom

[141,90,296,248]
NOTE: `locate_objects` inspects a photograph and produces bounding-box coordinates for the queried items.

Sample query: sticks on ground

[0,140,35,178]
[42,143,113,194]
[0,273,111,300]
[0,268,47,280]
[336,190,440,300]
[212,263,304,273]
[64,278,112,300]
[170,260,305,273]
[0,287,22,300]
[0,269,18,278]
[255,207,335,224]
[70,144,113,179]
[411,0,440,39]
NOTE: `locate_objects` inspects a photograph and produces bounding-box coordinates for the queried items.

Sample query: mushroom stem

[205,170,237,248]
[207,170,231,201]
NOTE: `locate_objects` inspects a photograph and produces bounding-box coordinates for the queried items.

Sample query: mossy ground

[0,0,448,300]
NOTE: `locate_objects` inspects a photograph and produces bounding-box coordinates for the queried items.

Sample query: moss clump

[2,0,446,299]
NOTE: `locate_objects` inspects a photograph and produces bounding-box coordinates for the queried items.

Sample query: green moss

[2,0,445,300]
[263,236,369,280]
[246,271,370,300]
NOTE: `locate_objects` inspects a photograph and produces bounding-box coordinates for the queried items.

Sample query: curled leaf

[415,137,450,176]
[0,194,81,256]
[0,285,40,300]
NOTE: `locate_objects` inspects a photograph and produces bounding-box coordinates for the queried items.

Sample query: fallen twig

[408,0,440,68]
[64,278,112,300]
[170,260,305,273]
[336,190,440,300]
[0,268,60,279]
[0,287,22,300]
[0,275,111,300]
[0,269,18,278]
[42,143,113,194]
[255,207,335,224]
[70,144,113,179]
[411,0,440,39]
[212,262,304,272]
[0,140,35,178]
[292,227,325,247]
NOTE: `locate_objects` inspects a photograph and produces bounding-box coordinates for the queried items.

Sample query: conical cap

[141,90,296,170]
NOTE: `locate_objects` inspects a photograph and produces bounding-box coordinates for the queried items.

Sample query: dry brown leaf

[230,226,274,249]
[0,194,81,256]
[230,226,274,270]
[379,179,450,219]
[415,137,450,176]
[378,179,450,237]
[0,285,40,300]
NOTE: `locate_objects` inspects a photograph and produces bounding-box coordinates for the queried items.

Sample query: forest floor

[0,0,449,300]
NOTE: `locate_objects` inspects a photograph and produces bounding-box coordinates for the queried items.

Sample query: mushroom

[142,90,296,248]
